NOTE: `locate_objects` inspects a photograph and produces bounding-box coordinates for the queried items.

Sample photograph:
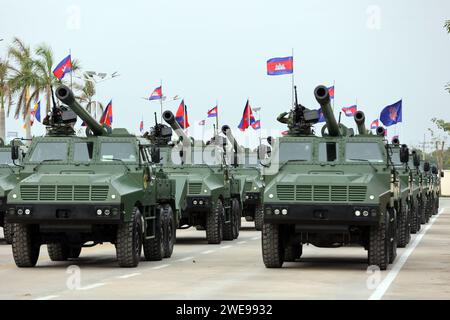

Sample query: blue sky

[1,0,449,149]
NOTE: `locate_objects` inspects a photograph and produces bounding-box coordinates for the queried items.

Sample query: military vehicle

[0,138,24,244]
[260,85,401,270]
[408,150,425,233]
[145,111,241,244]
[388,138,415,245]
[222,125,265,230]
[6,85,176,268]
[421,161,434,222]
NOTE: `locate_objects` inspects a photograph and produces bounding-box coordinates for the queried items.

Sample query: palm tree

[0,58,13,142]
[7,38,40,139]
[75,75,104,120]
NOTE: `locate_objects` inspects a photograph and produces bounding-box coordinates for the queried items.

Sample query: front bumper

[264,203,380,226]
[5,203,122,224]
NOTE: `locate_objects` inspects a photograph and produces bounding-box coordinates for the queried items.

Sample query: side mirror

[441,172,445,178]
[400,145,409,164]
[432,166,438,175]
[423,162,430,172]
[151,147,161,164]
[11,145,19,161]
[412,152,420,167]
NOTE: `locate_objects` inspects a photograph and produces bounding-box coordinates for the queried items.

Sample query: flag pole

[69,49,73,91]
[160,79,163,123]
[216,100,219,137]
[332,80,335,110]
[291,48,295,109]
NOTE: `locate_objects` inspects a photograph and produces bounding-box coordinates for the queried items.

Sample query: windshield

[345,142,384,163]
[29,142,68,162]
[0,151,13,165]
[391,150,402,166]
[244,153,259,168]
[278,142,312,162]
[100,142,137,162]
[74,142,94,162]
[319,142,338,162]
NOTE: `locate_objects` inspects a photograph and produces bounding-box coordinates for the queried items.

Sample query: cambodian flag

[238,100,256,131]
[342,105,357,117]
[176,100,190,129]
[53,55,72,80]
[149,86,163,101]
[139,118,144,133]
[252,120,261,130]
[207,106,218,118]
[100,101,113,126]
[328,86,335,100]
[370,119,379,129]
[30,101,41,126]
[267,56,293,76]
[380,100,402,127]
[198,119,206,126]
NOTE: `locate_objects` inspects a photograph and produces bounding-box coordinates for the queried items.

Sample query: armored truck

[260,85,400,270]
[222,125,265,230]
[144,111,241,244]
[6,85,176,268]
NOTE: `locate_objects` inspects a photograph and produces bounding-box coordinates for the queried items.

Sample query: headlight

[199,200,204,205]
[193,200,198,205]
[355,210,361,217]
[17,209,23,215]
[25,209,31,215]
[12,194,17,199]
[96,209,103,216]
[274,209,280,215]
[104,209,111,216]
[282,209,288,215]
[363,210,369,217]
[269,194,274,199]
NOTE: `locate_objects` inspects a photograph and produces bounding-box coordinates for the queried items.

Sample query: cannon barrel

[162,110,191,145]
[354,111,367,135]
[392,137,400,145]
[314,85,340,136]
[376,126,385,137]
[221,125,244,154]
[55,85,107,136]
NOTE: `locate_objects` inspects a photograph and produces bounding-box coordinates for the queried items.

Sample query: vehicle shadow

[283,256,369,271]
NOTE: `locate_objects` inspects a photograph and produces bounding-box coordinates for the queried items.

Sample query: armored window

[345,143,384,163]
[319,142,338,162]
[100,142,137,162]
[278,142,312,162]
[29,142,68,162]
[74,142,94,162]
[0,151,13,165]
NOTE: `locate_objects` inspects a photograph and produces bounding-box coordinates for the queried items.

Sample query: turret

[144,112,173,146]
[354,111,368,135]
[221,125,244,154]
[314,85,341,137]
[56,85,108,136]
[162,110,191,146]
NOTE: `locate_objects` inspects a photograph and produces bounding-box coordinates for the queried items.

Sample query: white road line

[176,256,195,262]
[237,241,247,245]
[251,236,261,240]
[77,283,107,291]
[116,273,141,279]
[34,295,59,300]
[152,264,170,270]
[201,250,215,255]
[220,245,232,249]
[369,208,444,300]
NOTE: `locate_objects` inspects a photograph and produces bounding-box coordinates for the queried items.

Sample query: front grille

[188,183,202,195]
[277,185,295,201]
[274,184,367,202]
[19,185,109,201]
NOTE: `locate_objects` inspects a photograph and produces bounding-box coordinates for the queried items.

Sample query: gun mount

[144,112,173,146]
[222,125,244,154]
[55,85,109,136]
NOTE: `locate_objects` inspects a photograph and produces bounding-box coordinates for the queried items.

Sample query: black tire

[68,246,82,259]
[368,212,390,271]
[410,199,419,234]
[262,223,284,268]
[254,206,263,231]
[231,199,241,239]
[206,199,224,244]
[389,208,397,264]
[425,198,431,223]
[420,198,427,225]
[163,205,175,258]
[4,222,13,244]
[12,224,40,268]
[223,201,234,241]
[284,244,302,262]
[47,243,69,261]
[397,203,410,248]
[143,206,165,261]
[116,207,143,267]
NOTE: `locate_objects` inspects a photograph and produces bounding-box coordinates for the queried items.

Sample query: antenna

[154,112,158,125]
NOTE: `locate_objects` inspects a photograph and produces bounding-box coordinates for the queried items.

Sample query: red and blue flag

[380,100,402,127]
[53,55,72,80]
[100,101,113,126]
[30,101,41,126]
[267,56,293,76]
[139,118,144,133]
[252,120,261,130]
[238,100,256,131]
[207,106,218,118]
[328,86,335,100]
[198,119,206,126]
[370,119,379,129]
[342,105,357,117]
[149,86,163,101]
[176,100,190,129]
